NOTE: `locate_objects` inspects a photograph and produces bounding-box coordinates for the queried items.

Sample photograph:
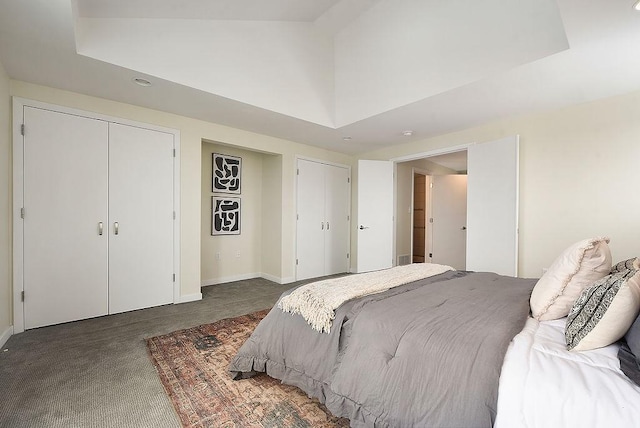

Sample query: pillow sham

[620,313,640,386]
[565,265,640,351]
[530,237,612,321]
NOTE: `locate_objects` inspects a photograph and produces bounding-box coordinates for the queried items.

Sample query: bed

[229,237,640,427]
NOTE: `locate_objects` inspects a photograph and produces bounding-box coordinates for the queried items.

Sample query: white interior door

[431,175,467,270]
[466,135,519,276]
[357,160,393,273]
[324,165,350,275]
[23,107,109,329]
[108,123,174,313]
[296,159,326,280]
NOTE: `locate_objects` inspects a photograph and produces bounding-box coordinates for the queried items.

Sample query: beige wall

[201,142,283,284]
[0,61,11,339]
[261,154,283,280]
[363,89,640,277]
[9,80,354,306]
[8,78,640,318]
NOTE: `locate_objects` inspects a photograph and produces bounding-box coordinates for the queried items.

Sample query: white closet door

[23,107,109,329]
[108,123,174,313]
[324,165,349,275]
[296,159,326,280]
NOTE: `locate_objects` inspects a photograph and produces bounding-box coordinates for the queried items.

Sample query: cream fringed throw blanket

[278,263,454,333]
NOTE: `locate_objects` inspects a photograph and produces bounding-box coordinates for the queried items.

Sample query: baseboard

[0,325,14,349]
[278,276,296,284]
[261,273,296,285]
[201,272,297,286]
[175,293,202,304]
[201,272,261,287]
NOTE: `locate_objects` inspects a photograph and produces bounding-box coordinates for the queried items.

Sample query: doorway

[412,173,428,263]
[391,136,520,276]
[396,150,469,269]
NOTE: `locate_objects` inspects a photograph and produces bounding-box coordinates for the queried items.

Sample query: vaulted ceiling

[1,0,639,154]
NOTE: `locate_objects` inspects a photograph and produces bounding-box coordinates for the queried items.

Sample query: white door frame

[392,144,472,266]
[410,168,431,264]
[12,98,182,333]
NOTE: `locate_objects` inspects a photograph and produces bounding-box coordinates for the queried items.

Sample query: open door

[357,160,393,273]
[466,136,519,276]
[431,175,467,270]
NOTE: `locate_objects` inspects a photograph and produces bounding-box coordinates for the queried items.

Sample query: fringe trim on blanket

[278,263,454,333]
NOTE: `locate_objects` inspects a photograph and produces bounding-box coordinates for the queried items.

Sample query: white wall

[76,19,335,127]
[363,89,640,278]
[201,142,279,284]
[8,80,354,302]
[334,0,567,126]
[0,60,11,342]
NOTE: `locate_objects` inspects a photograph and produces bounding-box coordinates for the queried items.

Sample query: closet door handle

[114,222,119,235]
[327,222,330,230]
[321,222,324,230]
[98,222,103,236]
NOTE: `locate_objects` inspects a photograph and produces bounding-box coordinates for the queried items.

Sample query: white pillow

[566,260,640,351]
[530,237,611,321]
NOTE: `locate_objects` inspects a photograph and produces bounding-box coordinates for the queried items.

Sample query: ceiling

[1,0,639,155]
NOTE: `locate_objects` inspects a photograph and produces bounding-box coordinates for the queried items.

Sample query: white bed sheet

[496,317,640,428]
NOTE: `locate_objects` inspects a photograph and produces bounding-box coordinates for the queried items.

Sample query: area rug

[146,309,349,428]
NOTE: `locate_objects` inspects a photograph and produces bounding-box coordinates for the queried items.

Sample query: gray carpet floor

[0,277,302,428]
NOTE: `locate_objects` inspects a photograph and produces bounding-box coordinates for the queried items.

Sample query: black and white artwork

[212,153,241,194]
[212,197,241,235]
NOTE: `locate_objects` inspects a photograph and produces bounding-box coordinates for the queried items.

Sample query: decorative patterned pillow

[611,257,639,274]
[530,237,612,321]
[565,266,640,351]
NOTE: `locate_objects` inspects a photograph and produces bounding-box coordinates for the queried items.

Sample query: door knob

[461,226,467,230]
[359,225,369,230]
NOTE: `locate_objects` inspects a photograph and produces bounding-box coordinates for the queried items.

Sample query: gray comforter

[229,270,536,427]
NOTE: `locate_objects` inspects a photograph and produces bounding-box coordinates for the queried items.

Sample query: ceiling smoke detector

[132,77,152,87]
[402,130,414,137]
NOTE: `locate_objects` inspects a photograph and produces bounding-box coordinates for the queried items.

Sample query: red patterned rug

[146,309,349,428]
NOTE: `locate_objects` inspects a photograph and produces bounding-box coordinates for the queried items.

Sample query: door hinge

[296,259,299,265]
[20,207,25,219]
[347,215,350,221]
[347,253,350,259]
[173,148,176,157]
[173,274,176,282]
[173,211,176,220]
[296,214,299,220]
[21,124,25,136]
[21,291,24,302]
[347,177,350,183]
[429,218,433,223]
[297,168,299,175]
[429,253,433,258]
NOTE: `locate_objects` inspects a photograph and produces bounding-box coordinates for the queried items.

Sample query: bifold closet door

[296,160,350,281]
[108,123,174,313]
[23,107,109,329]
